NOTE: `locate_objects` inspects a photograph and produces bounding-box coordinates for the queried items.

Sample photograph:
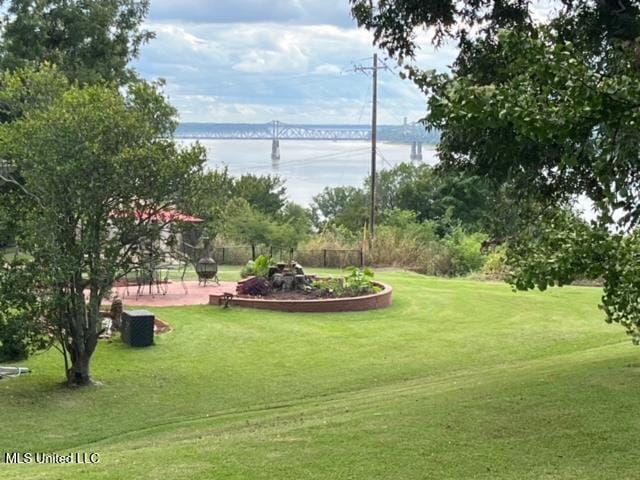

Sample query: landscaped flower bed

[209,256,393,312]
[210,282,392,313]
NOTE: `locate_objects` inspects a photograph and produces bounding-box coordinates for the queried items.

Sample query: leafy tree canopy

[232,173,287,218]
[0,0,153,85]
[311,185,368,233]
[350,0,640,343]
[313,162,514,237]
[0,66,205,384]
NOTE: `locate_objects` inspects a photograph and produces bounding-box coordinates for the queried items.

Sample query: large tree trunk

[64,289,101,387]
[67,350,93,386]
[66,327,99,386]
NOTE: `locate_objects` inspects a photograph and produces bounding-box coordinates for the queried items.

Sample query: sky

[133,0,458,125]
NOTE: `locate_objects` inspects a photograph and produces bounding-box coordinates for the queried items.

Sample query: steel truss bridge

[176,121,436,144]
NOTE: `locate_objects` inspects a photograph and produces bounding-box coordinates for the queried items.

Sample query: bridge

[176,121,437,142]
[176,121,439,161]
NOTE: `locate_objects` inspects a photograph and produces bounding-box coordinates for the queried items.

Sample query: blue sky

[133,0,457,124]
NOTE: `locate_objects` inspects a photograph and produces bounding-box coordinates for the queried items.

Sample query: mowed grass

[1,270,639,479]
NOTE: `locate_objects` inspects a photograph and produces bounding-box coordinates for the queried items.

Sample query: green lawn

[1,270,638,479]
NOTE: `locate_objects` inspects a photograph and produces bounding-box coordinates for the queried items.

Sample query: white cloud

[312,63,342,75]
[134,7,456,124]
[230,31,311,73]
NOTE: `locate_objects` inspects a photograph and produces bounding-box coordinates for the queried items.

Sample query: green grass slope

[1,271,637,479]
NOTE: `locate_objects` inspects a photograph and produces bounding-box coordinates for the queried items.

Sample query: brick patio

[107,280,238,307]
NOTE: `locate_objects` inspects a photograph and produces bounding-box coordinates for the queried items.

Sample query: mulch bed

[238,291,316,301]
[237,290,370,301]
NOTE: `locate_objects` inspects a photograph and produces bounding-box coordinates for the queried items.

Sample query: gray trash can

[121,310,155,347]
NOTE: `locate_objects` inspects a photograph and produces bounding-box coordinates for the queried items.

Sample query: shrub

[0,261,50,361]
[481,247,510,280]
[312,268,379,298]
[239,219,489,278]
[300,225,360,250]
[442,228,487,276]
[312,277,345,297]
[343,266,378,295]
[240,260,255,279]
[237,276,272,297]
[0,311,44,361]
[365,222,435,267]
[253,255,272,278]
[240,255,273,279]
[367,223,487,277]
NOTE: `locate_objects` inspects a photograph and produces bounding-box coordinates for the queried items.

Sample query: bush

[0,261,49,361]
[442,228,487,276]
[481,247,510,280]
[240,260,255,278]
[312,267,379,298]
[312,277,345,297]
[365,223,487,277]
[343,266,378,295]
[368,222,438,267]
[253,255,272,278]
[300,225,360,251]
[240,255,272,279]
[238,220,489,278]
[236,276,272,297]
[0,313,42,361]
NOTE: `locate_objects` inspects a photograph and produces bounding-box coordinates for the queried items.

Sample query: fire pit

[195,256,219,286]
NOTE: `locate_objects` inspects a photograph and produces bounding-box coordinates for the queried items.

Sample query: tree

[365,162,419,212]
[350,0,640,342]
[272,202,313,249]
[311,186,368,232]
[0,180,20,248]
[222,198,312,255]
[233,174,286,217]
[368,162,509,236]
[223,198,274,258]
[0,64,73,251]
[395,167,491,230]
[0,67,205,384]
[0,0,155,252]
[279,202,312,233]
[0,0,154,85]
[176,167,235,245]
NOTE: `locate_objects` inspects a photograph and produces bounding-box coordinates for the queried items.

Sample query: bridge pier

[410,141,423,161]
[271,139,280,161]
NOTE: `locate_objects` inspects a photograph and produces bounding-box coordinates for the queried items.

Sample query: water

[180,139,439,205]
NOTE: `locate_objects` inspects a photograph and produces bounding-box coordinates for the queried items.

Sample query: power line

[209,146,372,172]
[356,80,372,125]
[348,54,391,240]
[375,148,394,170]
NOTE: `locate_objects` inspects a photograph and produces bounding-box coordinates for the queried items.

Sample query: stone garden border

[210,282,393,313]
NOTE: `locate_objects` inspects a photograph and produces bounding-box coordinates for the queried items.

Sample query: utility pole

[351,54,389,240]
[370,53,378,240]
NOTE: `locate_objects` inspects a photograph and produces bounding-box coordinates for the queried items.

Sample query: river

[179,139,439,205]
